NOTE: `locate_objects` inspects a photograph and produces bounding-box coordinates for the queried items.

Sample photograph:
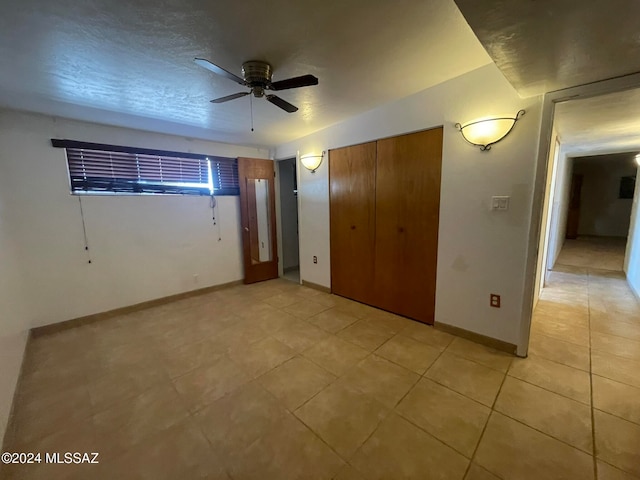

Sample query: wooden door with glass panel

[238,157,278,283]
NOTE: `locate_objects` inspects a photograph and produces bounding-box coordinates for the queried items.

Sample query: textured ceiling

[454,0,640,97]
[0,0,491,147]
[554,88,640,156]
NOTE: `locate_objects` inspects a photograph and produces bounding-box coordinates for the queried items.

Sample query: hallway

[555,236,627,272]
[529,264,640,479]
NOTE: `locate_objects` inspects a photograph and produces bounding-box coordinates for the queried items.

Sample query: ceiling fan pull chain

[250,94,254,132]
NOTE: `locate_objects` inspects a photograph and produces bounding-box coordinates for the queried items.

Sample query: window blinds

[51,139,239,196]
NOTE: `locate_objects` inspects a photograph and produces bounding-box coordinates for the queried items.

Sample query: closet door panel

[329,142,377,303]
[374,128,443,323]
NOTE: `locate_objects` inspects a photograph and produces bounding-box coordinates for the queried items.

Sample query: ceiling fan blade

[210,92,250,103]
[194,58,246,86]
[266,94,298,113]
[269,74,318,91]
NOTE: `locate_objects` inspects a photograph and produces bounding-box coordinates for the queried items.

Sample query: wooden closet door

[329,142,377,303]
[374,128,443,324]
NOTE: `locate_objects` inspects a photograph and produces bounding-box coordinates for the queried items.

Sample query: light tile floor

[556,236,627,272]
[2,268,639,479]
[282,268,300,284]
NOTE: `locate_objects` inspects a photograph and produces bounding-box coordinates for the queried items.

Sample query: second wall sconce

[455,110,526,151]
[300,151,325,173]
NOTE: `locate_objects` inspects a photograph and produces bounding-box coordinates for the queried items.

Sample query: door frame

[274,154,302,283]
[274,156,302,282]
[521,71,640,356]
[533,136,560,307]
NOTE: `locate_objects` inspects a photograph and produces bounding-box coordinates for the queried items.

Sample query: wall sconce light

[455,110,526,151]
[635,154,640,166]
[300,151,325,173]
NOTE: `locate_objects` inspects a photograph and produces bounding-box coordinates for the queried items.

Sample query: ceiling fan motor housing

[242,61,272,97]
[195,56,313,112]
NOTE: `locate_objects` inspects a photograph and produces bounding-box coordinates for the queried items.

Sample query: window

[51,139,239,195]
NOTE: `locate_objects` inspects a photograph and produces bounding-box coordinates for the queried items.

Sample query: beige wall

[574,155,636,238]
[0,160,30,444]
[625,168,640,297]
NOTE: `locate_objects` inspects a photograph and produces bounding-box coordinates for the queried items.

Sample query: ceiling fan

[194,58,318,113]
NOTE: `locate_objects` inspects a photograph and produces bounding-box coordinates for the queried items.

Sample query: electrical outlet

[490,294,501,308]
[313,256,318,264]
[193,274,199,284]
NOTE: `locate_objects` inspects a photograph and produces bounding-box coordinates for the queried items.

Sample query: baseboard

[301,280,331,294]
[434,322,517,355]
[629,279,640,302]
[574,234,628,239]
[31,280,243,338]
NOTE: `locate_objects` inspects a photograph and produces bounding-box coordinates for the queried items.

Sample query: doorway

[525,80,640,358]
[542,152,637,279]
[553,154,636,272]
[277,157,300,283]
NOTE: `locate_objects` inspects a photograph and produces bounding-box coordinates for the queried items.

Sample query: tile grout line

[420,339,453,379]
[433,336,492,477]
[371,339,501,465]
[435,347,512,374]
[418,375,496,411]
[291,327,441,477]
[297,335,468,475]
[391,407,484,464]
[527,332,592,371]
[591,405,640,428]
[289,378,390,473]
[504,371,591,406]
[400,339,595,462]
[463,362,511,479]
[587,268,599,480]
[526,333,640,390]
[390,368,424,410]
[589,346,640,364]
[489,408,594,456]
[292,345,378,412]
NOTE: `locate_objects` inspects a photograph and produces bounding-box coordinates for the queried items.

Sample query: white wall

[0,109,269,329]
[278,158,300,270]
[625,168,640,298]
[574,156,636,237]
[0,161,30,444]
[276,64,543,347]
[547,146,573,269]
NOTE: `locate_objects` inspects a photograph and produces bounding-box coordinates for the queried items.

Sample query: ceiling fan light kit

[194,58,318,114]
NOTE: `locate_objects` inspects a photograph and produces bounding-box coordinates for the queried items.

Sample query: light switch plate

[491,196,510,211]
